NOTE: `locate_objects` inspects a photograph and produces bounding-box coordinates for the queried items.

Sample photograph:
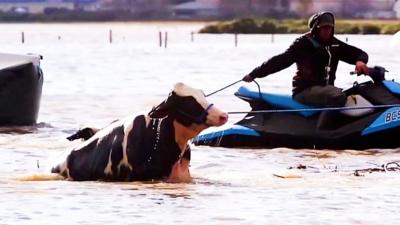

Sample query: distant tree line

[199,18,400,34]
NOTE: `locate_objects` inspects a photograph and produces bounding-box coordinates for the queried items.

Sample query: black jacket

[248,33,369,95]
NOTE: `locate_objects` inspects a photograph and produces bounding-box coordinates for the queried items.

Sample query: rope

[253,80,262,100]
[288,161,400,176]
[228,104,400,115]
[206,79,242,97]
[354,161,400,176]
[205,79,262,98]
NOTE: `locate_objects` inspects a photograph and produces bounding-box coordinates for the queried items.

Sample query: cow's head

[149,83,228,127]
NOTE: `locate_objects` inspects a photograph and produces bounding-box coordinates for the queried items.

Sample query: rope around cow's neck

[227,104,400,114]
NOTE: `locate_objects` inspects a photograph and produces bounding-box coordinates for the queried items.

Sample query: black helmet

[308,12,335,31]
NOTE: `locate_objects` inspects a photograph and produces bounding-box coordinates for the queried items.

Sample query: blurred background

[0,1,400,225]
[0,0,398,21]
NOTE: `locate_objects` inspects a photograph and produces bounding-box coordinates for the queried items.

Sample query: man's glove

[242,74,254,82]
[355,61,369,75]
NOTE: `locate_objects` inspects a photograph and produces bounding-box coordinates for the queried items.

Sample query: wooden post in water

[164,31,168,48]
[159,31,162,47]
[109,29,113,43]
[234,33,238,47]
[21,32,25,44]
[191,31,194,42]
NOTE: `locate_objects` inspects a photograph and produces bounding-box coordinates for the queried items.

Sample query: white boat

[0,53,43,125]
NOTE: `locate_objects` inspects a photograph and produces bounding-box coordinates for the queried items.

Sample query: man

[242,12,369,108]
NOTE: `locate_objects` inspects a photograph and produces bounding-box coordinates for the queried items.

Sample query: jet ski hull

[194,77,400,150]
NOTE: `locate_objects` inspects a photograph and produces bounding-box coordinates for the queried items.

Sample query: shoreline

[199,18,400,35]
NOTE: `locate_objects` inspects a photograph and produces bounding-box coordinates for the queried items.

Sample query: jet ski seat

[383,80,400,96]
[340,95,374,117]
[235,86,318,117]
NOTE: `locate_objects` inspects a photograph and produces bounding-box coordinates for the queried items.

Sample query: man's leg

[294,85,347,107]
[294,85,347,129]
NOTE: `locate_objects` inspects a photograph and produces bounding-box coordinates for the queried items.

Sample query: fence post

[234,33,238,47]
[159,31,162,47]
[164,31,168,48]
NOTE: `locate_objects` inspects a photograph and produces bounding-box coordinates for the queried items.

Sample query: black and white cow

[52,83,228,182]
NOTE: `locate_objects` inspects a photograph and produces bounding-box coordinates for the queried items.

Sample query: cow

[51,83,228,183]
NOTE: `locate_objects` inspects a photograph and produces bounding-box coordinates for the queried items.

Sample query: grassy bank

[199,18,400,34]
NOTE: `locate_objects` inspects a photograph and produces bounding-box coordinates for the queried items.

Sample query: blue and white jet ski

[193,67,400,150]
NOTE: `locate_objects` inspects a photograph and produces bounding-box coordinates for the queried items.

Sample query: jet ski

[193,66,400,150]
[0,53,43,126]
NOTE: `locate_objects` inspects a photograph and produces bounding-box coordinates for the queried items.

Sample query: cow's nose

[219,113,228,124]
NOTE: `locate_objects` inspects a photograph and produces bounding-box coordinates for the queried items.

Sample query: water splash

[16,173,65,181]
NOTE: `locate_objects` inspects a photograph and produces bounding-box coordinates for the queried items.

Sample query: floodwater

[0,22,400,225]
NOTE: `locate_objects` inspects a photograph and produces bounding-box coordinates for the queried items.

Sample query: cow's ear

[148,92,176,118]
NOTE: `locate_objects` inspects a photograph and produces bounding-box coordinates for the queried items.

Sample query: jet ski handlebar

[350,66,387,84]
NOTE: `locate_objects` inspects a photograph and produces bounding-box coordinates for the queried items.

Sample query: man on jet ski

[242,12,369,129]
[242,11,369,109]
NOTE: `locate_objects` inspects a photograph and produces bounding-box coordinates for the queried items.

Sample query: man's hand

[355,61,369,75]
[242,74,254,82]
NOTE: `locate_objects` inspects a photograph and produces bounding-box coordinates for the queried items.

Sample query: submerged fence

[16,29,350,47]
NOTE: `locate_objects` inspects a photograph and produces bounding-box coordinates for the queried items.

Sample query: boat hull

[0,53,43,126]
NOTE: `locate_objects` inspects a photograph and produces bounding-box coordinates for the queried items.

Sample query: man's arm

[243,37,304,82]
[337,39,369,74]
